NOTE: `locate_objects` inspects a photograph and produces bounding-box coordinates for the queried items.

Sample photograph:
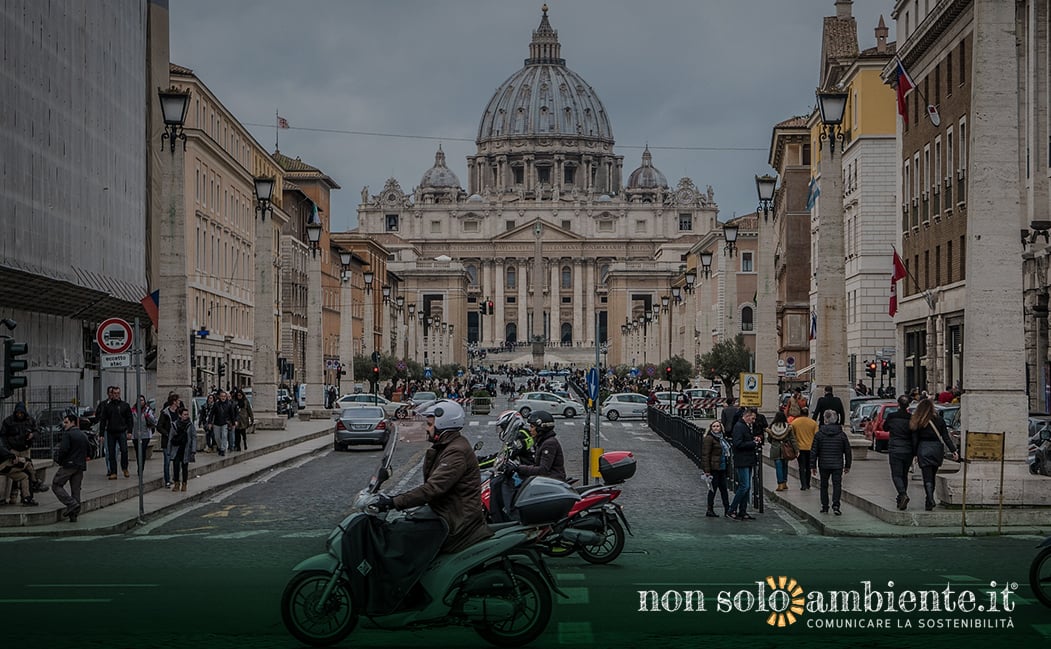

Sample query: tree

[697,334,751,400]
[659,355,694,390]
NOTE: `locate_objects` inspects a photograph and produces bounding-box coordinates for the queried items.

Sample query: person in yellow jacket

[789,415,818,490]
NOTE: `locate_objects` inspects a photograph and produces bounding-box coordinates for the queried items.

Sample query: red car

[862,401,900,452]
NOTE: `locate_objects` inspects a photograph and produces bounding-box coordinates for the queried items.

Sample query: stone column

[303,251,325,416]
[363,287,375,371]
[814,129,849,401]
[495,259,505,345]
[573,259,583,345]
[518,260,528,345]
[253,214,283,429]
[549,261,560,343]
[756,213,779,415]
[339,272,353,393]
[942,0,1046,505]
[157,143,192,402]
[585,261,596,345]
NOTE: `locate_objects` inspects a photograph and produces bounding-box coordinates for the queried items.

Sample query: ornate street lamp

[363,270,374,294]
[700,252,714,278]
[661,295,670,313]
[338,249,352,283]
[408,303,416,317]
[816,89,848,153]
[253,176,275,219]
[755,173,778,221]
[158,86,190,152]
[305,218,322,257]
[684,268,697,293]
[723,223,740,257]
[382,285,392,304]
[671,286,682,303]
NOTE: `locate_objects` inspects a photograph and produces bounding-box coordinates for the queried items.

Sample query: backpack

[85,431,100,461]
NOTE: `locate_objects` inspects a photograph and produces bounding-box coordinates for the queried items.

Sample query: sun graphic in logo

[764,576,805,627]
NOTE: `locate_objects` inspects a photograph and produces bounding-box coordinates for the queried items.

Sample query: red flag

[895,59,915,125]
[140,290,159,330]
[889,250,906,316]
[277,115,290,129]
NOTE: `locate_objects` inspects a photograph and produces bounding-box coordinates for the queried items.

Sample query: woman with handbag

[167,406,197,492]
[130,395,156,475]
[767,411,799,491]
[910,399,959,511]
[233,389,253,452]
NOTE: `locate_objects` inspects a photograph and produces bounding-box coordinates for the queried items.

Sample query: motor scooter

[280,432,567,647]
[1031,536,1051,609]
[1029,427,1051,475]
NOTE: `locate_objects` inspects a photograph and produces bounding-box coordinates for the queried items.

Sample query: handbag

[780,440,798,461]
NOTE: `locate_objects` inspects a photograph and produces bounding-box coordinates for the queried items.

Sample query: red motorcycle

[481,451,636,564]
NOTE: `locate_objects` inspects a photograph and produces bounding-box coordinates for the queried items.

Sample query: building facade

[351,7,717,369]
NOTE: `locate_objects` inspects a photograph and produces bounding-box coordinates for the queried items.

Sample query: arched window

[507,266,517,289]
[561,323,573,344]
[505,323,517,345]
[561,265,572,289]
[466,264,478,286]
[600,264,610,283]
[741,306,754,332]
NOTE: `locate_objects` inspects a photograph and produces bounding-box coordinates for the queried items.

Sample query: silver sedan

[512,391,581,418]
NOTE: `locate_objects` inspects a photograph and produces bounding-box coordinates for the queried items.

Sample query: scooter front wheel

[1030,546,1051,609]
[281,570,357,647]
[578,517,625,565]
[474,563,552,647]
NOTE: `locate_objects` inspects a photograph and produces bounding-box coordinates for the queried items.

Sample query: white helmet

[495,409,526,443]
[421,399,466,435]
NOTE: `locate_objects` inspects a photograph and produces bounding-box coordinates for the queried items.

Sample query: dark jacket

[731,420,758,468]
[98,397,133,435]
[209,399,237,427]
[54,426,89,471]
[701,432,731,473]
[235,397,253,430]
[882,408,915,456]
[392,428,493,554]
[517,430,566,482]
[813,394,845,426]
[914,416,956,468]
[156,406,179,447]
[0,402,36,451]
[813,423,852,471]
[720,406,740,432]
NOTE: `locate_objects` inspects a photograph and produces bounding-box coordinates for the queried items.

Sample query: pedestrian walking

[812,409,852,515]
[700,421,732,518]
[910,399,958,511]
[767,411,799,492]
[130,395,156,473]
[882,394,916,510]
[209,390,237,456]
[727,409,759,521]
[233,389,253,451]
[198,393,216,452]
[167,406,197,492]
[51,414,89,522]
[155,394,180,487]
[789,414,818,490]
[97,386,133,479]
[812,385,845,426]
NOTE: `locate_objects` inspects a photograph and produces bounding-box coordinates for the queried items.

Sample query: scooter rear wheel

[281,570,357,647]
[474,563,552,647]
[578,517,625,565]
[1030,546,1051,609]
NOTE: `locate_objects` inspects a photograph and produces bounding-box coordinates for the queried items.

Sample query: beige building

[350,7,719,369]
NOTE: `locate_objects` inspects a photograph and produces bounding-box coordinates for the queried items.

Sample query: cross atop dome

[526,4,564,65]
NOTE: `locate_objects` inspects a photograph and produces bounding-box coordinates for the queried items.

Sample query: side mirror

[474,440,484,451]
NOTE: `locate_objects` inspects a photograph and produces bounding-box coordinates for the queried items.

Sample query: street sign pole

[133,317,144,522]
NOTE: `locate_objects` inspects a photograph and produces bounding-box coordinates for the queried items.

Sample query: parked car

[512,391,580,418]
[409,391,438,406]
[601,392,649,421]
[850,401,883,436]
[333,406,392,450]
[862,401,900,451]
[334,393,402,418]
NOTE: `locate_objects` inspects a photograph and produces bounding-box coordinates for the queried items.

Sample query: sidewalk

[759,446,1051,537]
[0,415,336,536]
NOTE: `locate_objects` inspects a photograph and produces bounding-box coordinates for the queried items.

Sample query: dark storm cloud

[169,1,895,230]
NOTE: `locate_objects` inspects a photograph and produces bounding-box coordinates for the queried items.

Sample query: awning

[0,262,149,324]
[794,363,815,376]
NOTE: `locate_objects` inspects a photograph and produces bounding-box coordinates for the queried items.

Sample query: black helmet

[528,410,555,433]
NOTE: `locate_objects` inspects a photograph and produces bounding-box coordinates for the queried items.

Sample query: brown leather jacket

[392,428,493,553]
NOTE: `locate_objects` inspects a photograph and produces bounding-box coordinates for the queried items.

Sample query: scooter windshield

[365,425,399,495]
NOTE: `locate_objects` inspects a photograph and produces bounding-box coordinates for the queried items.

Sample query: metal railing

[0,385,83,459]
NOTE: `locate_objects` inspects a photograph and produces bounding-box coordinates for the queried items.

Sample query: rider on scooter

[496,410,535,463]
[507,411,566,482]
[372,400,493,553]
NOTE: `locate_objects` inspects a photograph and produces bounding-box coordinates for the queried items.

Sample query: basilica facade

[353,7,721,368]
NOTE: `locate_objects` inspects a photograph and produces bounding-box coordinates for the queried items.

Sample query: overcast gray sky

[169,1,896,231]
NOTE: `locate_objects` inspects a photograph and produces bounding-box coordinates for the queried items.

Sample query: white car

[513,391,581,418]
[335,393,402,418]
[601,393,650,421]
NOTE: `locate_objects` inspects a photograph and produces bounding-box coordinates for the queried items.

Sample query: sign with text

[965,431,1004,461]
[100,353,131,369]
[96,318,132,355]
[739,372,763,407]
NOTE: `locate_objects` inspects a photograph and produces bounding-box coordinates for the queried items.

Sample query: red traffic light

[372,366,380,375]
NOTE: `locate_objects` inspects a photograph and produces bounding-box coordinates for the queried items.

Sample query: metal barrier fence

[0,385,82,460]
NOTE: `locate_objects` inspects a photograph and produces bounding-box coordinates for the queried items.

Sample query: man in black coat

[97,386,133,479]
[812,409,852,515]
[0,401,48,494]
[52,413,89,522]
[727,410,760,520]
[812,385,845,426]
[881,395,916,510]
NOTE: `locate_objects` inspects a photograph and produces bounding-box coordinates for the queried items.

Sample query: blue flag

[806,177,821,210]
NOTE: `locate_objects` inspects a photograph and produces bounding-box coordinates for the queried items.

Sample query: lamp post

[814,88,850,400]
[251,175,282,428]
[723,222,740,257]
[754,172,780,414]
[700,252,713,278]
[156,86,193,404]
[304,214,324,414]
[362,269,374,373]
[338,249,353,395]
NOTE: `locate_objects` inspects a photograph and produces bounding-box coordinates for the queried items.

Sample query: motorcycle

[280,432,567,647]
[480,450,636,565]
[1028,427,1051,475]
[1031,536,1051,609]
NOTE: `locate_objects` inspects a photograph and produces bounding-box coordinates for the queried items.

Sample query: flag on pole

[806,176,821,210]
[809,311,817,341]
[895,59,916,125]
[140,290,159,330]
[752,289,757,305]
[277,115,290,129]
[309,200,319,224]
[889,248,907,317]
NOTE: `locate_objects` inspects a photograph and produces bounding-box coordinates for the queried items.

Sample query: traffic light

[478,301,486,316]
[487,300,494,315]
[865,361,877,378]
[372,365,380,379]
[880,359,889,376]
[665,365,673,381]
[888,361,896,379]
[218,361,226,377]
[3,339,28,398]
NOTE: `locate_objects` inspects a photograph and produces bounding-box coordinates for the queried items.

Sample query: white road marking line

[559,586,590,605]
[125,533,207,541]
[558,621,593,644]
[652,532,696,543]
[280,530,331,538]
[727,534,769,542]
[0,537,39,542]
[51,536,108,542]
[469,421,480,426]
[206,530,270,540]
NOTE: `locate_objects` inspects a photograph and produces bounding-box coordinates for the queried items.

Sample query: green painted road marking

[557,621,593,644]
[560,586,590,604]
